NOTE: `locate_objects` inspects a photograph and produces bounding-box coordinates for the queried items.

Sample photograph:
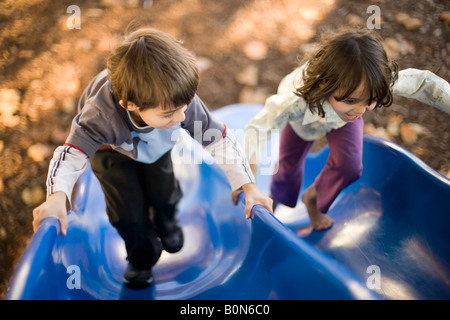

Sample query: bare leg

[302,184,333,231]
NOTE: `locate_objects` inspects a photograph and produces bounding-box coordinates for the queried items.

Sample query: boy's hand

[232,183,273,219]
[32,191,69,236]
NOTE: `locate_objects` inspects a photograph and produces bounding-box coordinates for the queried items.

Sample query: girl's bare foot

[302,184,333,231]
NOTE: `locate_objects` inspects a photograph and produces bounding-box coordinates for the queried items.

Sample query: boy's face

[121,101,187,129]
[328,81,376,123]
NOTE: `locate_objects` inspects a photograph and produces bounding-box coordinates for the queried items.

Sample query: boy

[32,28,273,289]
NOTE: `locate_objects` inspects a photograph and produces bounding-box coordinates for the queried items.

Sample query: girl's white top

[244,64,450,165]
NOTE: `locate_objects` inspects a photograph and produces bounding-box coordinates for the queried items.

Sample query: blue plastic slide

[6,104,450,300]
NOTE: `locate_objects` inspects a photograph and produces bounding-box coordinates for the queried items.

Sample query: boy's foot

[302,185,333,231]
[155,216,184,253]
[123,263,153,289]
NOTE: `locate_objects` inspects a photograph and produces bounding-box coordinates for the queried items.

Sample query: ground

[0,0,448,298]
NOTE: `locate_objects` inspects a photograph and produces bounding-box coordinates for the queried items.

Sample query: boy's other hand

[235,183,273,219]
[32,191,69,236]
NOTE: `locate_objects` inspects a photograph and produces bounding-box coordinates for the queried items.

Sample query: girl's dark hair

[295,29,398,117]
[107,28,199,110]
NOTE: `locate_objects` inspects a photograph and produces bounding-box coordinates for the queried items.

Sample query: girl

[243,29,450,231]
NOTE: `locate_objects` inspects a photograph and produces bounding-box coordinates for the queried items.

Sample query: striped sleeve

[46,145,89,207]
[204,129,255,191]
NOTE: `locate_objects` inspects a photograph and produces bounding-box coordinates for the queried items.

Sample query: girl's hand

[32,191,69,235]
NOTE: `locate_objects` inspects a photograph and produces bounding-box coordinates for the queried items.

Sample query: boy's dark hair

[296,29,398,117]
[107,28,199,110]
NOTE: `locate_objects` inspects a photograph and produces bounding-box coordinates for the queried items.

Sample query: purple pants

[270,117,364,213]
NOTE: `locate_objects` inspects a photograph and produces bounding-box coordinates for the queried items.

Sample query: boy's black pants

[90,149,182,270]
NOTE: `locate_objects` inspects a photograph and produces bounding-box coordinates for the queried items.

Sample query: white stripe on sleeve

[46,145,88,207]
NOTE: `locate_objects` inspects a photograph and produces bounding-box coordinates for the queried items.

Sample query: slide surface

[6,104,450,300]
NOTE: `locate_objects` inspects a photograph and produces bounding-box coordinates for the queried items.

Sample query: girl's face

[328,81,377,122]
[120,101,187,129]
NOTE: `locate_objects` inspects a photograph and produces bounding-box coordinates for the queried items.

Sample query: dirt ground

[0,0,448,298]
